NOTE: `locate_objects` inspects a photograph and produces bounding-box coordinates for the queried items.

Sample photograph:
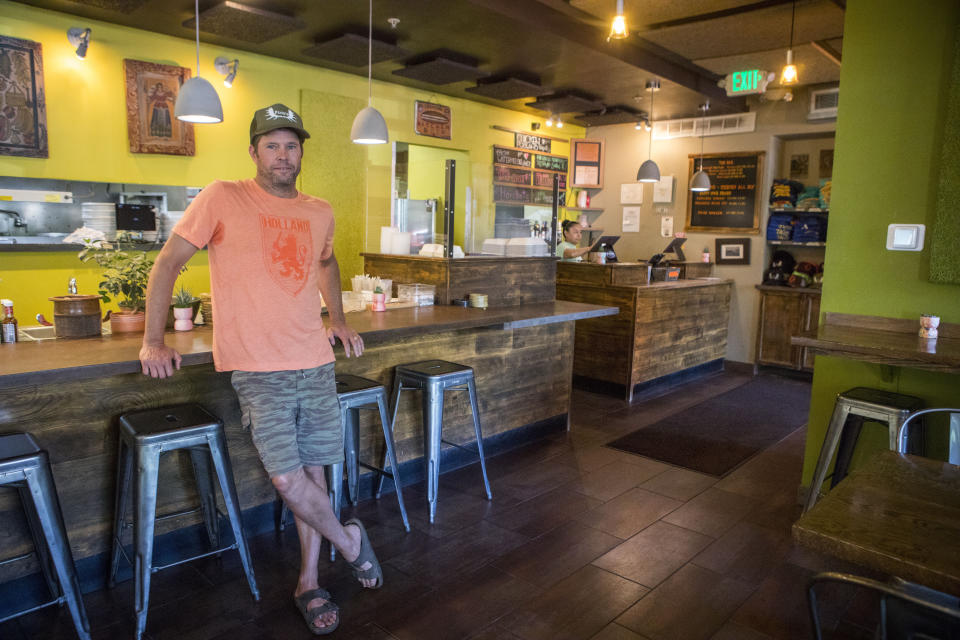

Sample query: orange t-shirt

[172,179,335,372]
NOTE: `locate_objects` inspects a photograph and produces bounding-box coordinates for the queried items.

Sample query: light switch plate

[886,224,925,251]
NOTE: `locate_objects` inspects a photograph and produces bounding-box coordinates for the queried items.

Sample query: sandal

[294,587,340,635]
[345,518,383,589]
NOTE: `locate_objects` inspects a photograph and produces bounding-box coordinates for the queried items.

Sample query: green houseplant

[172,283,196,331]
[78,242,155,333]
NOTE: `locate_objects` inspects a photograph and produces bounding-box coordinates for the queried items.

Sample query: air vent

[393,55,488,85]
[182,1,305,44]
[303,33,407,67]
[809,87,839,120]
[652,112,757,140]
[465,77,551,101]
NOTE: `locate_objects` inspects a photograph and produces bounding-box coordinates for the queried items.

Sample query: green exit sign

[721,69,773,97]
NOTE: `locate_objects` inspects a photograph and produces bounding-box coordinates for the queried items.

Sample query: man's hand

[140,344,182,378]
[328,322,364,357]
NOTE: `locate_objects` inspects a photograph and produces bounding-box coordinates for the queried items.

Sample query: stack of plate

[481,238,508,255]
[81,202,116,238]
[161,211,185,240]
[199,293,213,325]
[505,237,549,256]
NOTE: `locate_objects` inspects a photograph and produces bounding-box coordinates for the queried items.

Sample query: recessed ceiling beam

[811,40,842,66]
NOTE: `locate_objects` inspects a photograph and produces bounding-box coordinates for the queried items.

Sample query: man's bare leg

[291,466,336,631]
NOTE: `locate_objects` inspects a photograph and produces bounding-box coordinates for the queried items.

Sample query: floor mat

[606,375,811,477]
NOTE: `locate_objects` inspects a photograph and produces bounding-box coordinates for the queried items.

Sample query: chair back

[808,572,960,640]
[896,408,960,455]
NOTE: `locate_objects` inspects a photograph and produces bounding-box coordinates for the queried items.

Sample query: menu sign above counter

[685,151,765,233]
[494,146,532,167]
[493,144,569,206]
[514,132,552,153]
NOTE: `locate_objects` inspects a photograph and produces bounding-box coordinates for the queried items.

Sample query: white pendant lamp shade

[637,159,660,182]
[690,170,711,191]
[175,76,223,123]
[351,105,389,144]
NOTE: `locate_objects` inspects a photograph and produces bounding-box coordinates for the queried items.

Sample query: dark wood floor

[1,372,878,640]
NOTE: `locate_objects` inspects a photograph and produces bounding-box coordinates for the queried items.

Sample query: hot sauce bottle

[1,299,17,343]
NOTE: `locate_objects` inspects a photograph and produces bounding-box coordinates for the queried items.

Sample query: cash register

[645,237,686,281]
[588,235,620,263]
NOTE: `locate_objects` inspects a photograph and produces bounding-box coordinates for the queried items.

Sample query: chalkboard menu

[495,165,532,185]
[514,132,551,153]
[494,185,564,206]
[534,154,568,173]
[533,170,566,189]
[494,146,532,167]
[493,144,568,206]
[685,151,765,233]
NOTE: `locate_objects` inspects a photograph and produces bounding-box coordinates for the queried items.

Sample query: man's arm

[139,234,199,378]
[317,250,364,357]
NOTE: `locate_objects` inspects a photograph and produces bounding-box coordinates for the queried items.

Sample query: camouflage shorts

[230,363,343,478]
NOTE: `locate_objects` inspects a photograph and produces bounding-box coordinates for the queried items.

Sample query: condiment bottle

[1,299,17,343]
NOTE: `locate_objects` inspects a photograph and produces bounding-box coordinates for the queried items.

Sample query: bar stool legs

[0,433,91,640]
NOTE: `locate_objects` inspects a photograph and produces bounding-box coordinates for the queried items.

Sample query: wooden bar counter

[556,262,733,401]
[0,301,614,583]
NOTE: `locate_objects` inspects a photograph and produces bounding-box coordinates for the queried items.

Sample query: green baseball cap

[249,103,310,144]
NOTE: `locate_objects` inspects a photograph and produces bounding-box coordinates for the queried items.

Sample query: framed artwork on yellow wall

[0,35,48,158]
[123,59,195,156]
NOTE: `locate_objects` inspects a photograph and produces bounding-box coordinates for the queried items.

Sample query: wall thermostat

[886,224,925,251]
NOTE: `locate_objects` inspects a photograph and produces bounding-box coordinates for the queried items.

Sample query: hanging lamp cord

[789,0,795,50]
[367,0,373,106]
[648,83,654,159]
[193,0,200,76]
[699,105,707,170]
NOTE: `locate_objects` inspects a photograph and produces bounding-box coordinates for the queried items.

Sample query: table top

[793,451,960,596]
[0,300,616,389]
[792,313,960,374]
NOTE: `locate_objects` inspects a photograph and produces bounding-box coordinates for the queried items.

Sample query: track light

[214,57,239,88]
[67,27,91,59]
[555,117,563,129]
[608,0,628,41]
[545,115,554,127]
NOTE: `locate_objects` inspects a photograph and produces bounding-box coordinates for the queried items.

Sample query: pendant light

[175,0,223,123]
[608,0,628,41]
[351,0,389,144]
[636,80,660,183]
[781,0,798,85]
[690,103,711,192]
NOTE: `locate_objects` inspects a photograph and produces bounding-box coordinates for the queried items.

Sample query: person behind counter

[556,220,592,262]
[138,103,381,635]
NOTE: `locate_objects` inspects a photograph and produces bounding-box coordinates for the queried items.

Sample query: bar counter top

[0,300,616,389]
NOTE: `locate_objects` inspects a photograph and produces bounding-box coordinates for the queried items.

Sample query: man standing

[139,103,381,634]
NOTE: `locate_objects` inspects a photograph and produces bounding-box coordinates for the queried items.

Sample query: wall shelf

[769,240,826,247]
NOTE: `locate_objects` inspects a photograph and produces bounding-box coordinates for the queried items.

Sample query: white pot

[173,306,193,331]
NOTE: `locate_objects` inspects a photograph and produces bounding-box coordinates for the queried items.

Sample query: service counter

[0,301,615,583]
[556,262,733,401]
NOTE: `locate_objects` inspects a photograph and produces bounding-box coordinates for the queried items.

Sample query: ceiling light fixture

[690,103,711,192]
[351,0,389,144]
[214,56,239,88]
[608,0,628,41]
[781,0,798,85]
[67,27,91,59]
[636,80,660,183]
[555,117,563,129]
[545,115,554,127]
[175,0,223,123]
[634,118,651,131]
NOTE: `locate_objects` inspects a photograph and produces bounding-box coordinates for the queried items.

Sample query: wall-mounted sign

[493,145,532,167]
[719,69,775,97]
[570,138,604,188]
[514,132,551,153]
[685,151,765,234]
[414,101,451,139]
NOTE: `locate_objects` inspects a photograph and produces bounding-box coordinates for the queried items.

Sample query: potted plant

[78,241,154,334]
[172,284,195,331]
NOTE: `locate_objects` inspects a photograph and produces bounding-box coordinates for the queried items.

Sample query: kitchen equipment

[48,294,102,338]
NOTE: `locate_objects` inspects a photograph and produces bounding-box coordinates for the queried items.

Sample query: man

[139,103,380,635]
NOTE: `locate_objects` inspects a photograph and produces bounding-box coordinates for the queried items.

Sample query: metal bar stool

[804,387,923,513]
[107,404,259,640]
[383,360,492,523]
[0,433,91,640]
[278,374,411,558]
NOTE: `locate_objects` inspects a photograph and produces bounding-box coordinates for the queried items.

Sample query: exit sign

[720,69,774,97]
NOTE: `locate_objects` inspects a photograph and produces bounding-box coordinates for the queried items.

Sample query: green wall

[803,0,960,483]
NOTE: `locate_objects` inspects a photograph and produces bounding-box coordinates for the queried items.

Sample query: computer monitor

[589,235,620,252]
[115,203,157,231]
[661,236,686,262]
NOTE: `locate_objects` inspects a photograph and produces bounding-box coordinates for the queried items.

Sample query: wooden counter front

[0,301,615,582]
[557,275,733,401]
[556,261,713,286]
[362,254,556,307]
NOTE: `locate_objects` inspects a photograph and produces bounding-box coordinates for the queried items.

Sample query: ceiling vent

[182,2,305,44]
[809,87,839,120]
[652,112,756,140]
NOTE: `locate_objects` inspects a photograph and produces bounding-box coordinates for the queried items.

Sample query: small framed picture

[715,238,751,265]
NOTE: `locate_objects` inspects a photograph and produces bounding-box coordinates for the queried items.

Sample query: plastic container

[397,283,436,307]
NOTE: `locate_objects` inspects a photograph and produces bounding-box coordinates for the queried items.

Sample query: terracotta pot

[173,306,194,331]
[48,294,102,338]
[110,310,145,334]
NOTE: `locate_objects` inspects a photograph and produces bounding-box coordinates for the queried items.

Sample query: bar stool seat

[107,404,259,640]
[804,387,924,513]
[384,360,492,523]
[0,433,91,640]
[278,374,410,558]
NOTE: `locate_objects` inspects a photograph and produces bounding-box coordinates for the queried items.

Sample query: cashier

[556,220,592,262]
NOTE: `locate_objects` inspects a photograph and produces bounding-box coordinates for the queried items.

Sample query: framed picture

[415,101,451,139]
[715,238,751,265]
[123,59,195,155]
[570,138,604,188]
[0,35,48,158]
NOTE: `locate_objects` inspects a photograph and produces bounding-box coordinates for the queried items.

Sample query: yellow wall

[0,1,583,320]
[407,144,471,247]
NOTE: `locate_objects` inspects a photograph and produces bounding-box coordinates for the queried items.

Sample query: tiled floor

[1,371,880,639]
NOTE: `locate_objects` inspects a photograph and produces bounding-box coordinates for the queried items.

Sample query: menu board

[495,165,532,185]
[494,146,532,167]
[685,151,765,233]
[534,154,568,173]
[493,144,568,206]
[533,170,566,189]
[494,185,565,206]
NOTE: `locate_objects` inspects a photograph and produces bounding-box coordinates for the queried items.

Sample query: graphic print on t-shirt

[259,213,313,297]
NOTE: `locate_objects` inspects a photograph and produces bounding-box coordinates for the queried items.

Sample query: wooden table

[792,312,960,376]
[793,450,960,597]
